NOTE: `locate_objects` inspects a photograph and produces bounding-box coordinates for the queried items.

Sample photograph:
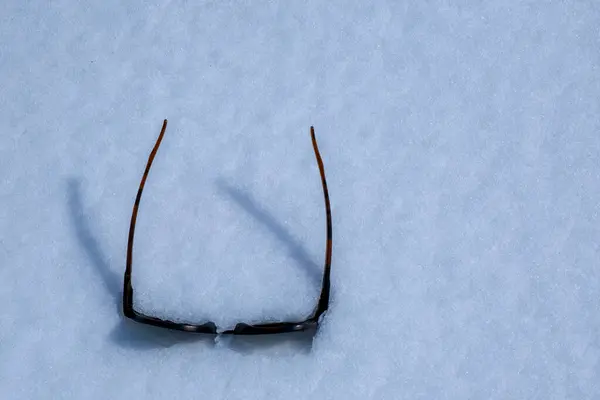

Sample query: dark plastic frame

[123,120,332,335]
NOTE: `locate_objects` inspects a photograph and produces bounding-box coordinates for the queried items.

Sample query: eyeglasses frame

[123,120,332,335]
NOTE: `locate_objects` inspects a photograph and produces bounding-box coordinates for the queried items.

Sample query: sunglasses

[123,120,332,335]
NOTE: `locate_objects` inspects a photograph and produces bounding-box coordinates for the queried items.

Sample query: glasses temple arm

[310,126,332,321]
[124,119,168,313]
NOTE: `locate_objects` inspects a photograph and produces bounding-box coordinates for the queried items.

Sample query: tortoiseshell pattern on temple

[123,120,332,335]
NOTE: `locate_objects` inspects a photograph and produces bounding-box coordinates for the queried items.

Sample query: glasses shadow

[215,179,322,286]
[66,179,120,309]
[66,178,315,353]
[216,328,315,355]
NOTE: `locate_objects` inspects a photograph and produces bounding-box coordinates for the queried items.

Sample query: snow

[1,1,600,398]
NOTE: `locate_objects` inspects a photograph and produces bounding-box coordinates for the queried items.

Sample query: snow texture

[1,1,600,399]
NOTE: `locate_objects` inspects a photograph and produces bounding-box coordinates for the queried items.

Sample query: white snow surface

[2,1,600,398]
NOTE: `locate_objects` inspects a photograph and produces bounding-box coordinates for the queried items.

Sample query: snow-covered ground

[2,1,599,398]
